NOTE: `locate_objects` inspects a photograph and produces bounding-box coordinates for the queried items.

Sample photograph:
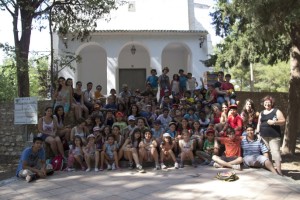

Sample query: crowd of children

[31,69,284,176]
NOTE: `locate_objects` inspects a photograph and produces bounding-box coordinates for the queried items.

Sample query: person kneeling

[16,137,54,183]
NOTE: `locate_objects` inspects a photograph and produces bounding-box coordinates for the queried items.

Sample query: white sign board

[14,97,38,125]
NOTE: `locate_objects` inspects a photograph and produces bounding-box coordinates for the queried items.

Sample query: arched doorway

[118,44,150,92]
[77,44,107,94]
[161,43,191,76]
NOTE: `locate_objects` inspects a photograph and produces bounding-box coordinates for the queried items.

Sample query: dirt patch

[281,139,300,181]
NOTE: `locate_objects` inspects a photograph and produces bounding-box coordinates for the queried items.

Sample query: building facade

[55,0,213,94]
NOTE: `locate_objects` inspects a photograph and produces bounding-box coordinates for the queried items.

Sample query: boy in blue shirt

[16,137,52,182]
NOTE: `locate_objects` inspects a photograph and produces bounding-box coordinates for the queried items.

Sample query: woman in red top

[211,103,222,124]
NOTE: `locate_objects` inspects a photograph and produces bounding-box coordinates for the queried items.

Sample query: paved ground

[0,165,299,200]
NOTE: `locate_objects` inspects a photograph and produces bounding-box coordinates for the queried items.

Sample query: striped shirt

[241,136,269,157]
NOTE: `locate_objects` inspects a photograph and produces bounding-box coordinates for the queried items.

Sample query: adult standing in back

[146,69,159,97]
[54,77,72,115]
[178,69,188,96]
[158,67,171,103]
[256,96,285,175]
[83,82,94,114]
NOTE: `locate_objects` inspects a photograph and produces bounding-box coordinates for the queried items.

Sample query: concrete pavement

[0,165,299,200]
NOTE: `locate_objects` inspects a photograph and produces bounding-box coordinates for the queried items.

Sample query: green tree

[209,0,300,154]
[0,0,118,97]
[0,57,49,101]
[0,59,17,101]
[254,62,290,92]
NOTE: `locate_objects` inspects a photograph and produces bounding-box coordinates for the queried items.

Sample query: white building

[56,0,214,95]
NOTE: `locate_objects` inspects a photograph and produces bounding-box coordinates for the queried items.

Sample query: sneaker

[107,164,112,170]
[161,163,167,169]
[94,168,99,172]
[213,162,222,168]
[128,162,133,170]
[154,164,160,170]
[112,163,116,170]
[81,166,86,171]
[67,168,75,172]
[174,162,179,169]
[179,162,184,168]
[137,165,145,173]
[208,161,214,166]
[85,168,91,172]
[232,164,241,171]
[99,168,103,171]
[26,174,36,183]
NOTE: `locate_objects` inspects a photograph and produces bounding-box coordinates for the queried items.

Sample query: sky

[0,0,222,64]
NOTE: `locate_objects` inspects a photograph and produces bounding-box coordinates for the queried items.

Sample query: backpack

[215,171,239,182]
[51,155,64,171]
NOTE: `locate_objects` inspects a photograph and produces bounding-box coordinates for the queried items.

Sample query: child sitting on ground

[212,127,243,170]
[160,133,179,169]
[122,128,144,172]
[83,134,100,172]
[66,136,85,171]
[139,130,160,170]
[196,129,215,165]
[178,130,197,168]
[100,134,120,170]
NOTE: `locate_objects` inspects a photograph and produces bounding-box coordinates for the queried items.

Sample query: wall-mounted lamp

[199,36,205,48]
[63,37,68,48]
[131,45,136,55]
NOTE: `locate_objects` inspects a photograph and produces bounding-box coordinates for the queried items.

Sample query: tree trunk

[14,4,33,97]
[282,46,300,154]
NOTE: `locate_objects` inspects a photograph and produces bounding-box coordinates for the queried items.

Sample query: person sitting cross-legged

[241,124,278,175]
[16,137,54,183]
[212,127,243,170]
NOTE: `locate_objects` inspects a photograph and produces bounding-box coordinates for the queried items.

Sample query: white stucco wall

[55,0,214,94]
[97,0,191,30]
[57,31,208,94]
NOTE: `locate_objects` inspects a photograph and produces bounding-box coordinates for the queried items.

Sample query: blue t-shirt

[16,147,45,176]
[146,75,158,88]
[179,75,188,87]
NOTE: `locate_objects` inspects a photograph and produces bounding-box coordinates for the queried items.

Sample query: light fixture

[199,36,205,48]
[131,45,136,55]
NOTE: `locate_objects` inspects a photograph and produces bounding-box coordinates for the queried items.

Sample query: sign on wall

[14,97,38,125]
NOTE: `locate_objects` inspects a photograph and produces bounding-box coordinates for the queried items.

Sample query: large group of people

[16,69,286,183]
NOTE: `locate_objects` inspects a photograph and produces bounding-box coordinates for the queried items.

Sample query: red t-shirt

[220,137,242,157]
[221,82,234,91]
[227,114,243,136]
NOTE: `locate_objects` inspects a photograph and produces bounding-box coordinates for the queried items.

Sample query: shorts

[243,155,268,167]
[261,137,282,162]
[40,133,51,141]
[220,156,239,162]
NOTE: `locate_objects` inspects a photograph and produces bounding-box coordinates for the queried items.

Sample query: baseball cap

[128,115,136,121]
[115,112,124,117]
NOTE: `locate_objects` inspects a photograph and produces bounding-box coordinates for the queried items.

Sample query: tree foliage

[209,0,300,154]
[0,57,50,101]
